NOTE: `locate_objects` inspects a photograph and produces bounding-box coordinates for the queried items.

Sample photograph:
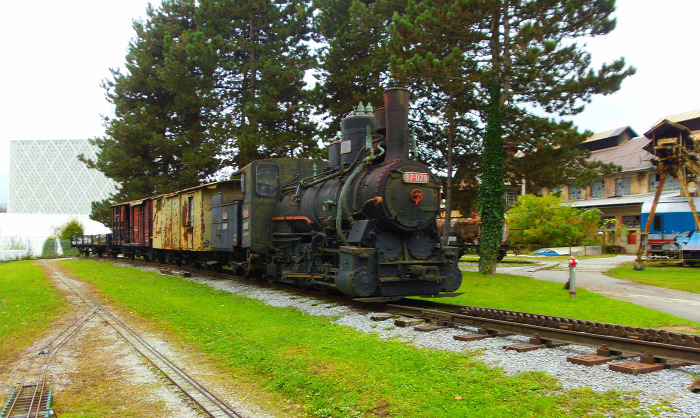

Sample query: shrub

[57,219,84,240]
[507,194,602,247]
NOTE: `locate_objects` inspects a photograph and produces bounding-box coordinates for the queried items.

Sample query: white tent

[0,213,110,260]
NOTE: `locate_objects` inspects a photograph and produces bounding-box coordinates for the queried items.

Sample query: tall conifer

[199,0,317,166]
[87,0,224,203]
[313,0,405,140]
[388,0,633,272]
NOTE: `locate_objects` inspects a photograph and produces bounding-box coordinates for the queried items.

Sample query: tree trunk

[442,114,455,245]
[479,5,507,274]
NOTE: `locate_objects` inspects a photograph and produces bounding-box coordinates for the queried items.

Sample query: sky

[1,0,700,208]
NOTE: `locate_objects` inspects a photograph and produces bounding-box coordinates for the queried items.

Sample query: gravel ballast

[169,270,700,418]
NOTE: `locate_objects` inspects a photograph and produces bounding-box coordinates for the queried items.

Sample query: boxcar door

[227,201,242,247]
[212,193,226,249]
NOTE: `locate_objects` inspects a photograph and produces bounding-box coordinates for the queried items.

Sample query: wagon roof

[110,179,241,207]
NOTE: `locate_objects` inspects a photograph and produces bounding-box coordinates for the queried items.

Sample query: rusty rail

[387,300,700,364]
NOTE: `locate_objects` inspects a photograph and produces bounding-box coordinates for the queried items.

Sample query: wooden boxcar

[111,198,153,258]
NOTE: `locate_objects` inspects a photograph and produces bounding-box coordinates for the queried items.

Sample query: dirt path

[1,260,278,417]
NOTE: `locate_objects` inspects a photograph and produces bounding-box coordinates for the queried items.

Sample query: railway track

[2,260,242,418]
[2,294,98,418]
[95,257,700,381]
[387,299,700,366]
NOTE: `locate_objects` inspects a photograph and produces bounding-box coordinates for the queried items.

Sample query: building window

[649,174,681,192]
[549,187,562,196]
[622,215,640,228]
[615,177,631,196]
[601,216,616,228]
[504,189,518,206]
[591,181,605,198]
[568,186,583,200]
[666,177,681,191]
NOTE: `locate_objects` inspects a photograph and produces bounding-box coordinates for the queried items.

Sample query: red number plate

[403,172,429,183]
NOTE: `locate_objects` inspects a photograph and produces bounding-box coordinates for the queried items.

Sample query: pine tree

[84,0,225,212]
[199,0,318,167]
[313,0,404,140]
[475,0,634,273]
[389,0,483,242]
[85,0,319,223]
[387,0,633,273]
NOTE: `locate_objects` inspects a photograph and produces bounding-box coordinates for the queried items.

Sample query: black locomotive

[73,88,463,300]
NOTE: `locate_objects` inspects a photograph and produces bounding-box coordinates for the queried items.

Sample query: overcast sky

[1,0,699,208]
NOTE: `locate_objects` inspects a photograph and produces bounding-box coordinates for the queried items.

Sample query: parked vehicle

[639,196,700,265]
[436,216,516,261]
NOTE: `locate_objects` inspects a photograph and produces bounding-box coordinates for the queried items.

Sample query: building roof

[652,109,700,127]
[587,135,654,173]
[583,126,635,143]
[567,190,680,208]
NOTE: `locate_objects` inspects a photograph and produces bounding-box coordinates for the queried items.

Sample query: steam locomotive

[73,88,463,300]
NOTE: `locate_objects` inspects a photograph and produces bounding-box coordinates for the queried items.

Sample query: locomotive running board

[420,292,464,298]
[354,293,464,303]
[354,296,406,303]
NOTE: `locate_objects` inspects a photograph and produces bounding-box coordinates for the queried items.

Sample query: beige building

[567,112,699,253]
[507,111,700,254]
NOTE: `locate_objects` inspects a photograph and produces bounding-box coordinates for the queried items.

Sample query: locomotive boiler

[73,88,463,300]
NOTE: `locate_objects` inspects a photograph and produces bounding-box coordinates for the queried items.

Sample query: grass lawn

[58,259,640,417]
[427,271,700,331]
[0,261,67,364]
[605,262,699,295]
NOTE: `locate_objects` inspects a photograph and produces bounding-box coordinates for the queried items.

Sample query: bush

[57,219,84,240]
[42,238,58,257]
[507,194,602,247]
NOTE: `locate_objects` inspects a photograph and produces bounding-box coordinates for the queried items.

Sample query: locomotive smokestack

[384,87,410,162]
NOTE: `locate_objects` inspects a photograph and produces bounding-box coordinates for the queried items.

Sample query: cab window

[256,164,279,197]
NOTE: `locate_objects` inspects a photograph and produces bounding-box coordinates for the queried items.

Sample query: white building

[2,139,116,260]
[8,139,117,214]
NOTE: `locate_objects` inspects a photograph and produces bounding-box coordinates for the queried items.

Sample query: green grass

[605,262,700,294]
[59,259,640,417]
[427,271,700,331]
[0,261,67,363]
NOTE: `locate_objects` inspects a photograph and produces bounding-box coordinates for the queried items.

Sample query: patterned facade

[8,140,117,214]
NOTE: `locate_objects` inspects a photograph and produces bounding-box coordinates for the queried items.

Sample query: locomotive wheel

[512,245,522,256]
[349,267,377,297]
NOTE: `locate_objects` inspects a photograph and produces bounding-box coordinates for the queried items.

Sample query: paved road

[490,255,700,323]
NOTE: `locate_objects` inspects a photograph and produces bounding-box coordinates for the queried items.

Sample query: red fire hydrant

[568,256,578,298]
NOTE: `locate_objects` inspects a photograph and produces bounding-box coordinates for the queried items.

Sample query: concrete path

[490,255,700,323]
